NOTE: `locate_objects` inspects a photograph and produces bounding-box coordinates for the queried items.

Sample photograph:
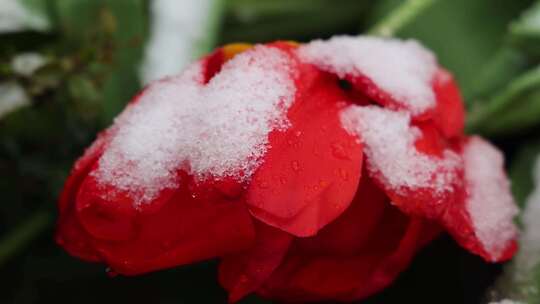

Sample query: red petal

[247,66,363,236]
[443,136,518,262]
[70,172,255,275]
[343,106,461,220]
[219,221,293,303]
[58,131,109,212]
[347,73,426,115]
[56,131,110,261]
[255,180,441,302]
[296,174,387,256]
[431,68,465,138]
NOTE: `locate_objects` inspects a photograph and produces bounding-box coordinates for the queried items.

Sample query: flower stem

[368,0,439,37]
[0,211,52,266]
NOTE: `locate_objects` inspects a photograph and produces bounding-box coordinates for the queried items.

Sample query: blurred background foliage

[2,0,540,303]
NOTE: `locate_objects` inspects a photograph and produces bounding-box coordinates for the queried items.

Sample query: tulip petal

[340,106,461,220]
[255,177,440,302]
[443,136,519,262]
[296,174,388,256]
[432,69,465,138]
[56,132,110,261]
[70,172,255,275]
[247,68,363,237]
[219,221,293,303]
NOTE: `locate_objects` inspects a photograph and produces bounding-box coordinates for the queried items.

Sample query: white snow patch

[298,36,437,115]
[463,137,518,261]
[11,52,47,77]
[95,46,296,205]
[340,105,459,194]
[140,0,216,84]
[489,300,524,304]
[0,82,30,119]
[0,0,50,33]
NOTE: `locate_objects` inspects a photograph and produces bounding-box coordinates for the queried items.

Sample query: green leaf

[509,0,540,56]
[0,211,51,266]
[222,0,371,43]
[510,141,540,207]
[465,47,529,103]
[53,0,148,124]
[369,0,439,37]
[467,65,540,135]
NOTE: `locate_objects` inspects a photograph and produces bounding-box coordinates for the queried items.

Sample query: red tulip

[56,36,518,302]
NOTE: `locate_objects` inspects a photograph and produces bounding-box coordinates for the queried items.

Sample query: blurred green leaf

[466,48,529,103]
[222,0,372,43]
[54,0,147,123]
[510,141,540,207]
[228,0,361,21]
[0,211,51,266]
[369,0,439,37]
[19,0,52,28]
[467,66,540,135]
[509,0,540,56]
